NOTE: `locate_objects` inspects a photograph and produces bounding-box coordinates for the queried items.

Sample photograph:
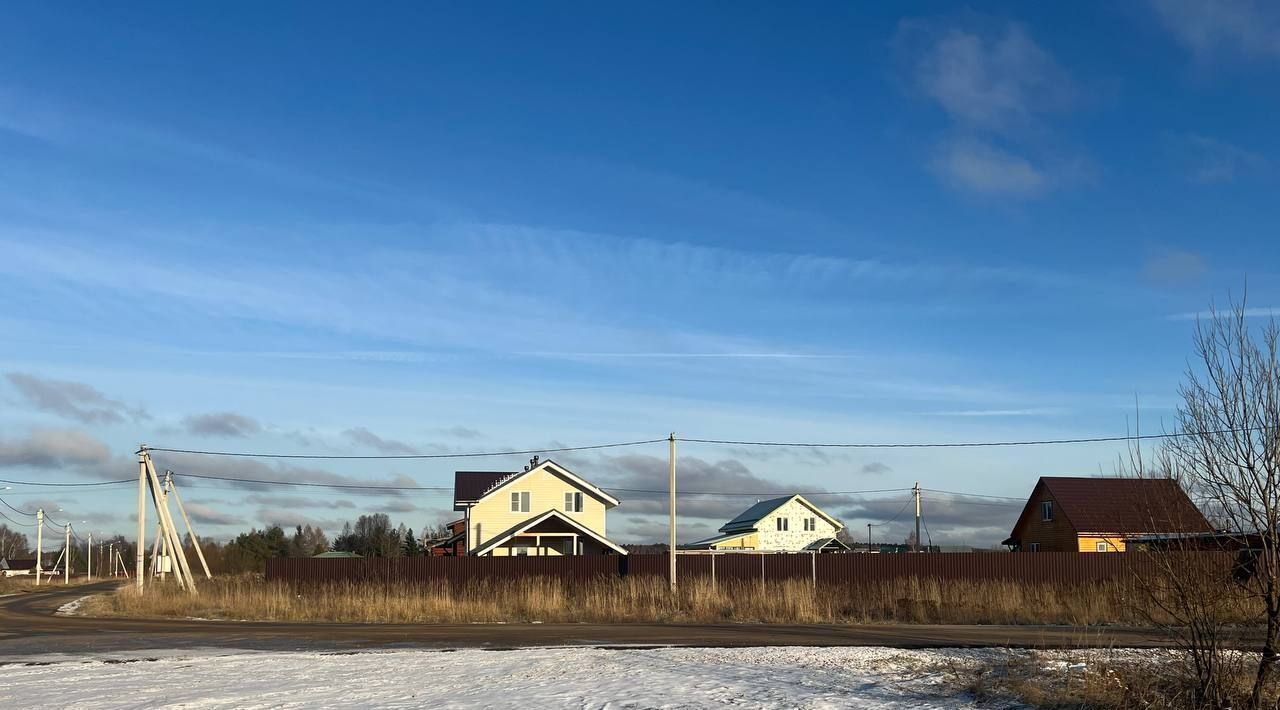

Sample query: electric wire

[0,511,37,527]
[923,488,1024,501]
[146,438,668,460]
[868,497,913,527]
[0,497,37,517]
[679,426,1266,449]
[0,477,134,488]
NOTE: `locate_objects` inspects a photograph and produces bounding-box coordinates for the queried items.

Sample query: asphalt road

[0,581,1192,657]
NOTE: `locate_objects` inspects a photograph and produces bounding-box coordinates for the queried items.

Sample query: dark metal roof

[1008,476,1212,540]
[803,537,851,551]
[453,471,511,505]
[720,495,793,533]
[0,558,38,570]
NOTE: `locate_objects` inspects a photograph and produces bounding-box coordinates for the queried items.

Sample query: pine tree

[401,528,420,556]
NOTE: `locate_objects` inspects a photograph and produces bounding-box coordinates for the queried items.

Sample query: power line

[924,488,1025,501]
[146,438,667,460]
[0,497,37,517]
[173,471,454,491]
[679,426,1265,449]
[0,508,38,529]
[610,486,912,497]
[0,477,134,488]
[869,497,914,527]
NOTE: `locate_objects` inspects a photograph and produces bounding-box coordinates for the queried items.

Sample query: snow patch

[55,595,91,616]
[0,646,1004,708]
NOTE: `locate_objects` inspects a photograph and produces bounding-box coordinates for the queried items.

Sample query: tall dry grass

[79,575,1263,625]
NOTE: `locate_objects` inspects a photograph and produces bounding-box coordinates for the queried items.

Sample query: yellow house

[685,494,847,552]
[453,457,627,556]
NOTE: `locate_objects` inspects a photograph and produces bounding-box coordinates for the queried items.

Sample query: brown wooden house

[1002,476,1211,552]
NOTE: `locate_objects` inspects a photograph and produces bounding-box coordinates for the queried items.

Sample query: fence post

[710,553,716,590]
[811,552,817,589]
[760,554,765,586]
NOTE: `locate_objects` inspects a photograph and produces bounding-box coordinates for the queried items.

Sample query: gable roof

[1009,476,1212,539]
[719,494,844,533]
[469,509,628,556]
[454,460,620,510]
[454,471,511,507]
[683,530,755,549]
[0,558,37,571]
[803,537,851,552]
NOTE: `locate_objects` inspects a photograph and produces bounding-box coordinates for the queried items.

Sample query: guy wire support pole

[167,471,212,579]
[913,481,922,553]
[35,508,43,586]
[668,432,677,593]
[87,532,92,581]
[64,522,70,584]
[145,452,198,593]
[136,446,147,591]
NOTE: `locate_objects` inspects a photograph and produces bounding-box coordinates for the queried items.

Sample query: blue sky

[2,2,1279,547]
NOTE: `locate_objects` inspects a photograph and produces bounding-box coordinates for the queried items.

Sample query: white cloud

[1168,134,1267,184]
[1142,248,1208,288]
[908,21,1073,131]
[930,138,1049,196]
[899,19,1081,198]
[1150,0,1280,60]
[1168,307,1280,321]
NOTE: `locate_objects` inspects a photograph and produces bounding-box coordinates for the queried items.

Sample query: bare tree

[1163,295,1280,708]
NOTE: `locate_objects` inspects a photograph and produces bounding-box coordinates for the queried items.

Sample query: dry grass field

[80,574,1262,626]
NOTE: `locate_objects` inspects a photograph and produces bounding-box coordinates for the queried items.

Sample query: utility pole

[87,532,92,580]
[35,508,43,586]
[64,522,70,584]
[668,432,677,593]
[913,481,922,553]
[867,522,872,553]
[108,542,114,577]
[136,446,147,591]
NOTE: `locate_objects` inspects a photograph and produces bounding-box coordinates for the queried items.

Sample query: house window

[803,517,816,531]
[776,517,788,532]
[514,546,528,556]
[1040,501,1053,521]
[1029,542,1040,552]
[1096,541,1109,552]
[510,491,530,513]
[564,491,583,513]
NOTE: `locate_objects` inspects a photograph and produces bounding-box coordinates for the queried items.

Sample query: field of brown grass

[79,575,1263,626]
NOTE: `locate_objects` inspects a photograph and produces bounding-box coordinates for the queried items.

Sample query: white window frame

[564,491,583,513]
[1096,541,1109,552]
[1028,542,1040,552]
[1040,501,1053,522]
[776,517,788,532]
[510,491,530,513]
[803,517,816,531]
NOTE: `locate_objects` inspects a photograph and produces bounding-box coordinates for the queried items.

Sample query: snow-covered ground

[0,646,1006,709]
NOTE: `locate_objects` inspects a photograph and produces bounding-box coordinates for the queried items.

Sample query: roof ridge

[481,470,521,496]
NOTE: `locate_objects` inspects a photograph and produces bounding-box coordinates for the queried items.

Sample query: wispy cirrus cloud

[1167,307,1280,321]
[1165,133,1267,184]
[1150,0,1280,61]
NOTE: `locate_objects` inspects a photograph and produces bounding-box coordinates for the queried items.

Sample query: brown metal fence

[267,551,1235,585]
